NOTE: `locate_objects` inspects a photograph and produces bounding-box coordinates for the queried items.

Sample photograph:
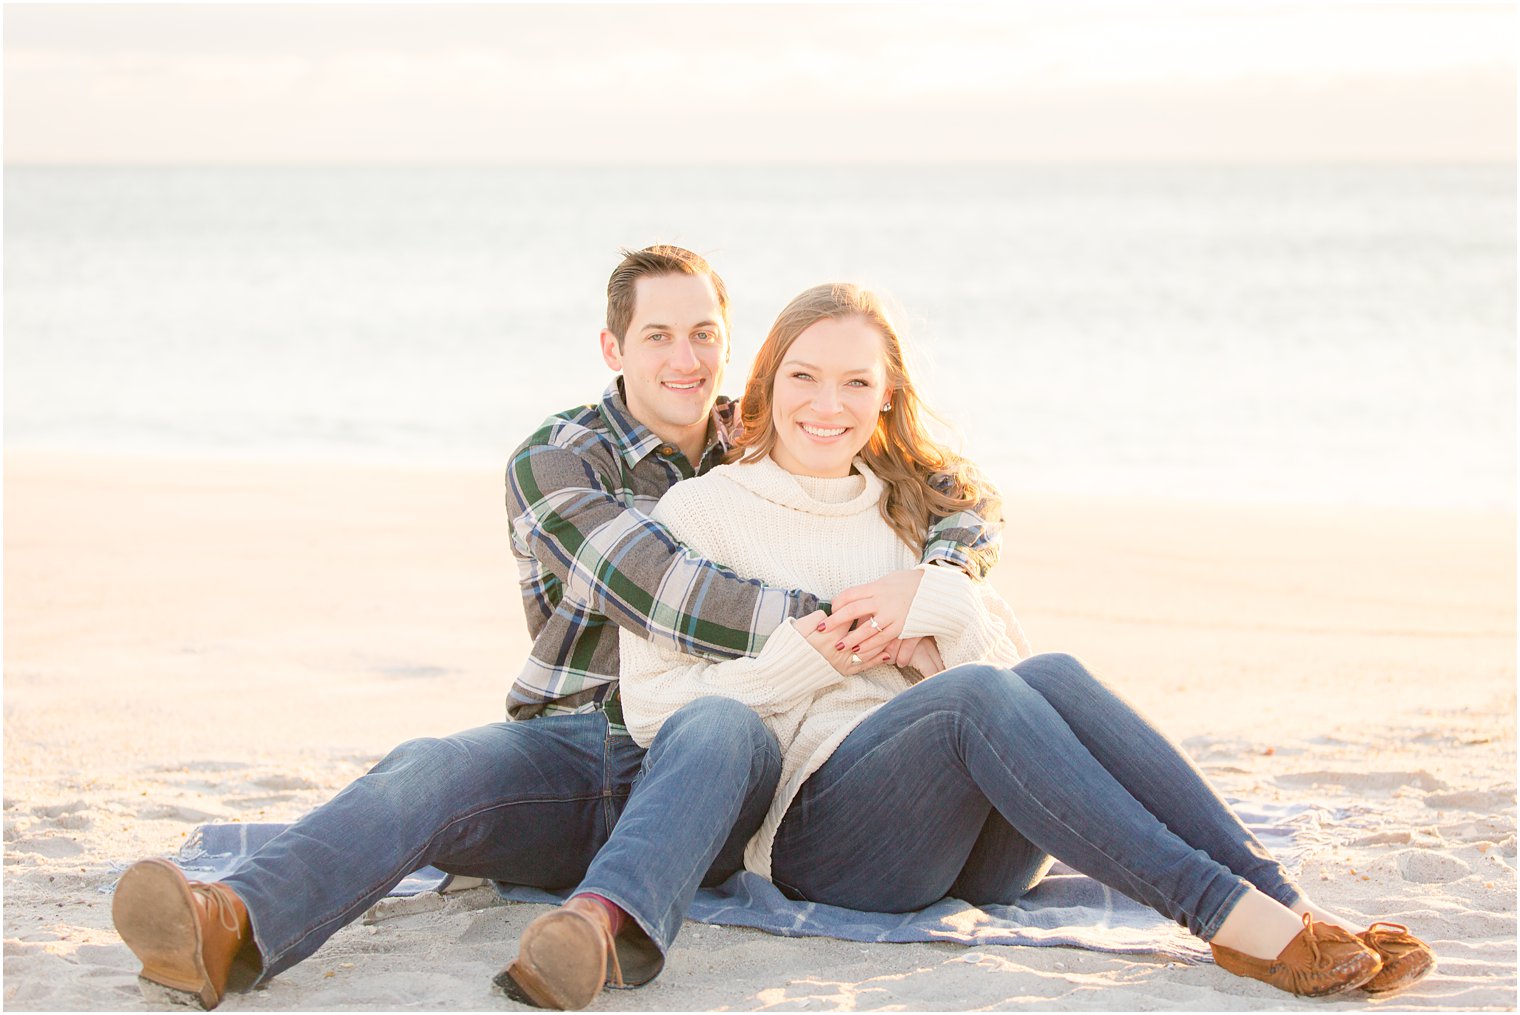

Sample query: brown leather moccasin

[112,858,250,1010]
[1210,912,1382,997]
[501,897,624,1010]
[1358,922,1436,993]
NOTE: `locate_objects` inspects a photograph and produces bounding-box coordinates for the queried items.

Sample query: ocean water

[4,165,1514,508]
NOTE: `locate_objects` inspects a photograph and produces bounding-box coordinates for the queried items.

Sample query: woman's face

[768,315,891,479]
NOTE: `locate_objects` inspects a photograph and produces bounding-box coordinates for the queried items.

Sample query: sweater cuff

[752,617,845,699]
[901,562,977,639]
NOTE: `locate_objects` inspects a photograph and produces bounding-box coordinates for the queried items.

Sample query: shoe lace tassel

[198,883,243,936]
[1301,913,1325,969]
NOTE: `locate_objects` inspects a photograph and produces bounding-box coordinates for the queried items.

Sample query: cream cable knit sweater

[618,455,1032,878]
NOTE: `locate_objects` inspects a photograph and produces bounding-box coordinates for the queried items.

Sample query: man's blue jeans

[220,696,781,987]
[770,653,1302,940]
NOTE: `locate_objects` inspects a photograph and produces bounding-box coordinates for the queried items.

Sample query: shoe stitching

[195,883,242,935]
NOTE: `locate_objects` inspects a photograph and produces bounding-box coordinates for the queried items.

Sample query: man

[111,246,999,1010]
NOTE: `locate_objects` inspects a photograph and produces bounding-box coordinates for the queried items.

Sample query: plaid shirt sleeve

[920,471,1004,579]
[508,440,822,660]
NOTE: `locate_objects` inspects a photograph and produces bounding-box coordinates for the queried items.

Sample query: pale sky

[4,3,1515,165]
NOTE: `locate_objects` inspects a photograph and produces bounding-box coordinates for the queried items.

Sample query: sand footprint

[135,803,222,823]
[8,800,95,835]
[32,800,90,819]
[251,774,320,792]
[1424,787,1516,810]
[7,835,85,859]
[1274,769,1448,793]
[1394,848,1473,884]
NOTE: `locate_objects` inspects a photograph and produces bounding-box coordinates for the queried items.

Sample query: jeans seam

[650,723,769,928]
[1023,658,1304,909]
[961,716,1233,935]
[601,717,623,833]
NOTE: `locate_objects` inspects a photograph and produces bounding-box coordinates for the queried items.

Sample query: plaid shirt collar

[601,379,735,471]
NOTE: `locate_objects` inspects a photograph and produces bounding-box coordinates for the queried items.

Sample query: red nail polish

[882,654,891,661]
[835,643,845,651]
[817,623,826,631]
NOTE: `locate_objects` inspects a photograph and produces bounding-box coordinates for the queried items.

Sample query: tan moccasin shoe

[1210,912,1382,997]
[1358,922,1435,993]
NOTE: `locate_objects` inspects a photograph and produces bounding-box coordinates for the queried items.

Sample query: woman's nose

[811,388,841,414]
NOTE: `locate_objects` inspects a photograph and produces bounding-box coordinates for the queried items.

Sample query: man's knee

[378,735,458,772]
[655,697,777,769]
[373,726,532,795]
[664,695,765,739]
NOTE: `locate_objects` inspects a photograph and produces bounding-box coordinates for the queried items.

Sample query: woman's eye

[791,372,813,382]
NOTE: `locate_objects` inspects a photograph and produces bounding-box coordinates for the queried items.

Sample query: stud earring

[881,401,892,412]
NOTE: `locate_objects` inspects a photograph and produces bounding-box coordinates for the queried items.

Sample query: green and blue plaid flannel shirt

[504,380,1001,733]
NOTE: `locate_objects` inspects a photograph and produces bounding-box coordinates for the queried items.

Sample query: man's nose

[669,339,701,371]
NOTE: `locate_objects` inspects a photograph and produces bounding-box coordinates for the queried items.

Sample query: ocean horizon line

[6,160,1516,172]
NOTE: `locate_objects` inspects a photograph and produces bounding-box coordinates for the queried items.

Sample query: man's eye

[695,331,714,342]
[647,333,668,342]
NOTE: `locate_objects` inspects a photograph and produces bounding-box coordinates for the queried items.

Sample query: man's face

[601,273,728,446]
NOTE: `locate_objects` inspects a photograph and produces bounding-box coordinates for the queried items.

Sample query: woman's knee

[1014,652,1098,695]
[914,665,1058,742]
[928,664,1038,711]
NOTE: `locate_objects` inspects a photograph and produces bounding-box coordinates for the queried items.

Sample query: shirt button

[658,445,676,457]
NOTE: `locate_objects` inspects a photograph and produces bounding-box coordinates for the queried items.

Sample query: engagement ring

[867,617,882,631]
[849,653,863,665]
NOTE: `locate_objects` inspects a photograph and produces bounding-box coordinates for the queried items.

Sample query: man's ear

[599,330,623,372]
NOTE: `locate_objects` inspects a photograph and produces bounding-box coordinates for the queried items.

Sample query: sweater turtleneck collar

[718,455,883,516]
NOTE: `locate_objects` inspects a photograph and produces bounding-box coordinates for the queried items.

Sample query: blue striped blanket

[168,800,1326,962]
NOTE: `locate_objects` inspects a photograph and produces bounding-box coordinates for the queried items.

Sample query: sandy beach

[3,449,1514,1011]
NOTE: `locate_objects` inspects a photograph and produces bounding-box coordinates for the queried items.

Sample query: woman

[619,282,1434,998]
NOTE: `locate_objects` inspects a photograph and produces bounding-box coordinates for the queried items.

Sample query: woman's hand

[798,610,874,676]
[900,637,945,685]
[820,569,925,663]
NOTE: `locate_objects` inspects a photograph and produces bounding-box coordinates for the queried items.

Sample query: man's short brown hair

[606,245,731,348]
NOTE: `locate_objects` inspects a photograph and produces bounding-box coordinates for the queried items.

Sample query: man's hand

[901,637,945,684]
[819,569,925,663]
[798,610,873,676]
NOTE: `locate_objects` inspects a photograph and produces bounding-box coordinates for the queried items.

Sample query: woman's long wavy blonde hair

[732,283,1000,556]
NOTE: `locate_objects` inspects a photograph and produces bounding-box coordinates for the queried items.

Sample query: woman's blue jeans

[770,653,1302,940]
[219,696,780,987]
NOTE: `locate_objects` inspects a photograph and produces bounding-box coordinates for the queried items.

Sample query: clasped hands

[796,568,945,681]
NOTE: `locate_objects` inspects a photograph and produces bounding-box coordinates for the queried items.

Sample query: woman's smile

[770,316,888,478]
